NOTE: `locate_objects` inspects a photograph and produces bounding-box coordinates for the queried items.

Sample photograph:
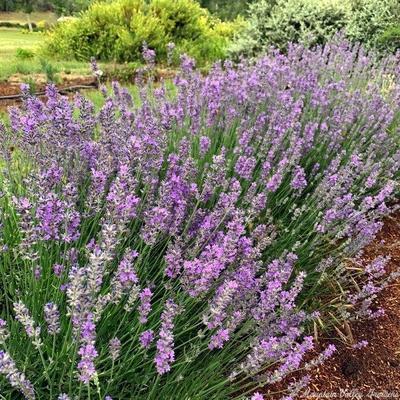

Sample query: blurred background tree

[198,0,255,20]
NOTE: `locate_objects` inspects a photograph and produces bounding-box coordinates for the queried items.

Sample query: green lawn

[0,28,44,57]
[0,11,58,25]
[0,28,93,82]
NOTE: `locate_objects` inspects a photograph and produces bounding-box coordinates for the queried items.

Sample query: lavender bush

[0,36,399,399]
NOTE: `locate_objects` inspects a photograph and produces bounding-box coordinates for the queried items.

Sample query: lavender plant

[0,36,399,399]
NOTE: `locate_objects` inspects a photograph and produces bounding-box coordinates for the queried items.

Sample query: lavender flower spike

[154,299,178,374]
[0,319,9,344]
[13,301,42,349]
[109,337,121,361]
[0,350,35,399]
[44,303,61,335]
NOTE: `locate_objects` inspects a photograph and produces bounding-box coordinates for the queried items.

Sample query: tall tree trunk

[26,13,33,32]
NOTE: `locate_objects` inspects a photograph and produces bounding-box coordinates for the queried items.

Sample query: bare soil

[258,210,400,399]
[0,74,96,110]
[303,211,400,399]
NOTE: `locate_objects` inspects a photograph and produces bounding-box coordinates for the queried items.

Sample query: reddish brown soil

[303,211,400,398]
[0,75,96,110]
[258,210,400,399]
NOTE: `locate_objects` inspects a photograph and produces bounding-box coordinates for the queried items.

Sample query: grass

[0,29,94,82]
[0,11,58,25]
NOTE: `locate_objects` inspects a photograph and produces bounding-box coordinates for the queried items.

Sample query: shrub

[229,0,400,58]
[228,0,348,57]
[0,37,399,399]
[15,48,35,60]
[0,21,22,28]
[41,0,239,65]
[379,23,400,52]
[345,0,400,53]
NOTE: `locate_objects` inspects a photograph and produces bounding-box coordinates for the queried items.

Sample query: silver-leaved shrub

[229,0,399,58]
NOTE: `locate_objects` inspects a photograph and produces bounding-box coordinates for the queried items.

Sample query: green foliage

[51,0,92,15]
[39,58,59,82]
[13,61,34,74]
[379,23,400,52]
[22,77,37,94]
[199,0,256,20]
[0,21,37,28]
[345,0,400,53]
[41,0,239,65]
[15,47,35,59]
[230,0,400,58]
[228,0,348,57]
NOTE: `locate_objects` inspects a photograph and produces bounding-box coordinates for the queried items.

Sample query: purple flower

[154,300,178,374]
[34,265,41,280]
[167,42,175,66]
[235,155,256,180]
[0,319,9,344]
[109,337,121,361]
[139,330,155,350]
[199,136,211,154]
[290,165,307,192]
[89,57,99,72]
[44,302,61,335]
[77,344,98,383]
[208,328,229,350]
[13,301,42,348]
[305,344,336,370]
[138,288,153,324]
[109,249,139,304]
[0,350,35,399]
[142,42,156,71]
[353,340,368,349]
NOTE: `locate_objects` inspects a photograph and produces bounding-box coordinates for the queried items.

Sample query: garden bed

[262,210,400,398]
[0,75,96,110]
[0,36,399,399]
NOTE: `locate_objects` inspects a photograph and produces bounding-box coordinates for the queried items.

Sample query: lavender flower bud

[13,301,42,349]
[139,330,155,350]
[138,288,153,324]
[109,337,121,361]
[44,303,61,335]
[154,300,178,374]
[58,395,71,400]
[167,42,175,67]
[0,350,35,399]
[0,319,9,344]
[77,344,98,383]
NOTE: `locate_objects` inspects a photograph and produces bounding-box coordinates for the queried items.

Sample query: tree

[0,0,19,12]
[18,0,36,31]
[198,0,255,20]
[51,0,92,15]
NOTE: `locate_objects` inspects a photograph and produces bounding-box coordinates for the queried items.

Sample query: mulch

[258,210,400,399]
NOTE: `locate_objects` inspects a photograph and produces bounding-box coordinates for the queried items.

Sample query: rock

[389,359,399,367]
[341,357,360,376]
